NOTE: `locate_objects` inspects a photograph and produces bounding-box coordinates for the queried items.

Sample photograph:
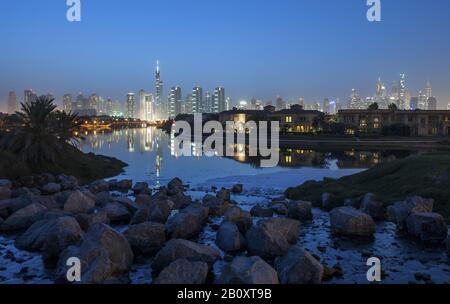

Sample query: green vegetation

[0,96,126,184]
[285,153,450,220]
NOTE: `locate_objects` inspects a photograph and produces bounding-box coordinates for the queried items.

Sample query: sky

[1,0,450,111]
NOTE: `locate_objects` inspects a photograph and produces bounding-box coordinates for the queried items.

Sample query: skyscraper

[276,96,285,110]
[427,97,437,110]
[410,97,419,110]
[89,94,99,114]
[7,91,18,114]
[139,90,146,121]
[348,89,363,109]
[203,91,212,113]
[398,73,408,109]
[191,86,203,113]
[24,89,37,105]
[169,86,182,118]
[213,87,226,113]
[323,98,330,113]
[126,93,135,119]
[106,98,113,116]
[155,60,165,120]
[63,94,73,112]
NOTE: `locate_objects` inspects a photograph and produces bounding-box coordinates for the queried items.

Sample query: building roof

[338,109,450,114]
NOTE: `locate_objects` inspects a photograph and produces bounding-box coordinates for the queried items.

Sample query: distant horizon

[2,0,450,111]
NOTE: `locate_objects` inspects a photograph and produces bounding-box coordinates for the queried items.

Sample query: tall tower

[169,86,182,118]
[213,87,225,113]
[155,60,164,120]
[7,91,18,114]
[126,93,135,119]
[191,86,203,113]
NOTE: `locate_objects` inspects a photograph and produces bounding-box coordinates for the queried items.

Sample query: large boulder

[167,178,184,196]
[0,179,12,189]
[41,183,61,195]
[166,203,209,240]
[246,218,301,260]
[169,193,193,210]
[330,207,376,238]
[153,239,220,273]
[111,197,138,213]
[123,222,166,255]
[15,216,83,259]
[1,203,47,232]
[115,179,133,191]
[135,194,152,206]
[250,205,274,218]
[63,190,95,214]
[133,182,150,195]
[215,221,246,253]
[103,202,132,224]
[94,191,110,207]
[0,195,33,218]
[405,212,448,243]
[271,203,289,216]
[275,246,323,284]
[360,193,384,220]
[224,206,252,233]
[58,175,78,190]
[89,180,110,193]
[203,194,228,216]
[154,259,209,284]
[387,196,434,228]
[216,188,231,202]
[131,199,174,225]
[287,201,313,221]
[231,184,243,194]
[56,223,134,284]
[75,210,110,231]
[0,186,12,200]
[217,256,279,284]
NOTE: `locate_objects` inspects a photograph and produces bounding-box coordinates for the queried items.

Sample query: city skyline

[1,0,450,112]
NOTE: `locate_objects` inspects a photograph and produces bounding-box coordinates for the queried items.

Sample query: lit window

[285,116,292,123]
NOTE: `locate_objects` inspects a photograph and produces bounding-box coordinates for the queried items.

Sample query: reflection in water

[81,128,431,187]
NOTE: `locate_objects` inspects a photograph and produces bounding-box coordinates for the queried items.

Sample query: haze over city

[1,0,450,111]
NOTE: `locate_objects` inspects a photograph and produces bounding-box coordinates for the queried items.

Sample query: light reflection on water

[80,128,423,188]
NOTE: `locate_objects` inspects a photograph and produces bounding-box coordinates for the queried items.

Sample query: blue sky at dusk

[1,0,450,110]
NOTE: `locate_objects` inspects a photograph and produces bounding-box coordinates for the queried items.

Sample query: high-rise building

[106,98,113,116]
[126,93,136,119]
[24,89,37,105]
[427,97,437,110]
[202,91,212,114]
[169,86,182,118]
[298,97,305,109]
[447,103,450,110]
[7,91,18,114]
[191,86,203,113]
[63,94,73,112]
[155,60,165,120]
[425,80,433,100]
[410,97,419,110]
[276,96,285,110]
[348,89,363,109]
[398,73,408,109]
[76,93,85,110]
[89,94,99,114]
[323,98,330,113]
[418,90,427,110]
[145,94,154,121]
[213,87,225,113]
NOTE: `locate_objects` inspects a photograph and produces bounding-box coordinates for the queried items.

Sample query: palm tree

[388,103,398,111]
[368,102,379,111]
[0,96,82,165]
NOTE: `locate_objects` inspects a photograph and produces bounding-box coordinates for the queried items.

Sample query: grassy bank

[285,153,450,221]
[0,145,127,185]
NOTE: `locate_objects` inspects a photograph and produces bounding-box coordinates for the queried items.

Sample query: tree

[368,102,379,110]
[388,103,398,111]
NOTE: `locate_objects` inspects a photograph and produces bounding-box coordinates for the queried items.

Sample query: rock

[123,222,166,255]
[0,179,12,189]
[360,193,384,220]
[287,201,313,221]
[250,205,274,218]
[1,203,47,232]
[75,210,110,231]
[169,193,192,210]
[58,175,78,190]
[153,239,220,273]
[231,184,243,194]
[387,196,434,228]
[154,259,208,284]
[103,202,132,224]
[246,218,301,260]
[135,194,152,206]
[31,195,61,210]
[115,179,133,191]
[41,183,61,195]
[111,196,138,213]
[166,203,209,239]
[63,190,95,214]
[217,256,279,284]
[0,186,12,200]
[0,217,3,225]
[330,207,376,238]
[16,216,83,259]
[344,198,359,208]
[167,178,184,196]
[94,191,110,207]
[322,193,331,210]
[216,188,231,202]
[0,195,33,218]
[203,194,228,216]
[216,221,246,253]
[132,182,150,195]
[405,212,448,243]
[89,180,110,193]
[56,223,134,284]
[131,199,174,225]
[271,203,289,215]
[224,206,252,233]
[275,246,323,284]
[446,235,450,255]
[322,264,344,281]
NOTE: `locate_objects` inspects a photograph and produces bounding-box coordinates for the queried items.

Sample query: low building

[338,109,450,136]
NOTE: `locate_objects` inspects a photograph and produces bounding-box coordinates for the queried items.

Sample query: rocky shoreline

[0,175,449,284]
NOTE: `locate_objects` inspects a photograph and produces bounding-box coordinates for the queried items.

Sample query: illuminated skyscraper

[63,94,73,112]
[7,91,18,114]
[155,60,165,119]
[348,89,363,109]
[427,97,437,110]
[89,94,99,114]
[191,86,203,113]
[169,86,182,118]
[203,91,212,113]
[213,87,226,113]
[398,73,408,109]
[24,89,37,105]
[126,93,135,119]
[276,96,285,110]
